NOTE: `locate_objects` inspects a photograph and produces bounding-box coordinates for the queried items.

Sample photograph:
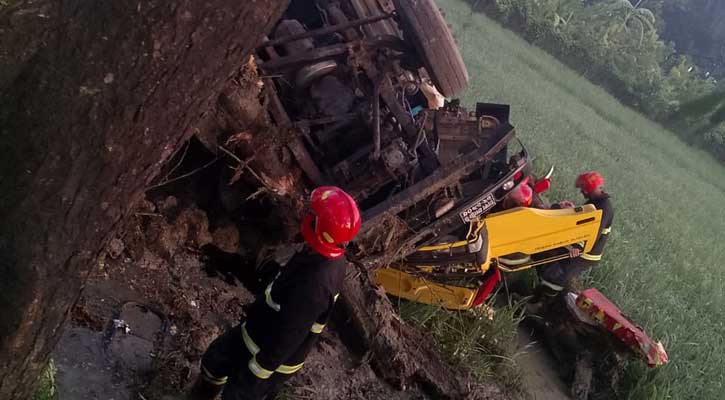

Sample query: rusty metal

[263,77,326,186]
[332,144,375,181]
[326,3,360,41]
[274,19,315,55]
[439,134,478,142]
[263,78,292,127]
[261,37,407,73]
[358,127,516,268]
[313,117,358,143]
[371,78,382,160]
[347,170,398,201]
[361,125,516,230]
[380,138,411,178]
[260,36,280,60]
[376,0,396,14]
[378,77,417,138]
[295,60,339,88]
[360,212,452,268]
[288,138,326,186]
[260,43,349,72]
[349,0,399,38]
[434,108,501,165]
[294,112,359,128]
[378,76,443,174]
[298,126,325,156]
[260,13,393,48]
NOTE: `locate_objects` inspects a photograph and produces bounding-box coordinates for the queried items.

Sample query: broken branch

[145,157,220,191]
[217,145,274,192]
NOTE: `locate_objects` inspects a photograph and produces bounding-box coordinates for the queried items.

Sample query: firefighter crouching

[189,186,362,400]
[530,172,614,308]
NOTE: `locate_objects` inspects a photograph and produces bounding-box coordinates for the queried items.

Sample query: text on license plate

[459,193,496,223]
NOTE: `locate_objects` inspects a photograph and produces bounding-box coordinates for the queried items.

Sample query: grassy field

[434,1,725,398]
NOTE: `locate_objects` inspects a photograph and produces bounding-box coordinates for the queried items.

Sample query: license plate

[459,193,496,223]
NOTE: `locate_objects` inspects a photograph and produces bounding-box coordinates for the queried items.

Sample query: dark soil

[57,191,433,400]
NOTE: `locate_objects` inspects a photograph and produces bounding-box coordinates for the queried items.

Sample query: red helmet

[506,178,533,207]
[575,172,605,194]
[300,186,361,259]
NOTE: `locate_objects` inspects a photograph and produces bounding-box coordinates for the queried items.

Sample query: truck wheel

[393,0,469,97]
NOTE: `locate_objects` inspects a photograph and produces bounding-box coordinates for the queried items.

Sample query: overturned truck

[202,1,666,397]
[234,0,602,309]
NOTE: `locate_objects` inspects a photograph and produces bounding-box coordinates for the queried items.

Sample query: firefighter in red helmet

[529,172,613,309]
[190,187,361,400]
[502,178,534,209]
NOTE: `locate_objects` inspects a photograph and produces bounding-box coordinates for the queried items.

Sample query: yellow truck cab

[375,204,602,310]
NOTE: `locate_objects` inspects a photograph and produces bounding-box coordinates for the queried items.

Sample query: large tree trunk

[0,1,288,398]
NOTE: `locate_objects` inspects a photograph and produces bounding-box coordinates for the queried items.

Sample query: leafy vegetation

[400,299,527,395]
[409,1,725,398]
[464,0,725,162]
[32,360,57,400]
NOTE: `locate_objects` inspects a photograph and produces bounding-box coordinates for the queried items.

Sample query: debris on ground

[56,184,507,399]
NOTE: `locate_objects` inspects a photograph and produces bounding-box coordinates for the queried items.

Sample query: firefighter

[530,172,613,307]
[189,186,361,400]
[502,178,534,209]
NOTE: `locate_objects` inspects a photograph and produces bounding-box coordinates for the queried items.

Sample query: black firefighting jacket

[580,194,614,262]
[241,250,345,379]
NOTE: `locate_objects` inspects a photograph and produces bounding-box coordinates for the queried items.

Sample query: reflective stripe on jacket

[242,250,345,379]
[581,194,614,261]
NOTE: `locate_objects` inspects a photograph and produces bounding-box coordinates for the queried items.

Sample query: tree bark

[0,0,288,398]
[338,265,507,400]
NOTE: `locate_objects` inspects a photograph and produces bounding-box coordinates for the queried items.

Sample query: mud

[516,328,571,400]
[54,327,132,400]
[288,328,426,400]
[55,193,441,399]
[59,197,254,399]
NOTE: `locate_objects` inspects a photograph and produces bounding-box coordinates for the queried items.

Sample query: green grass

[426,1,725,399]
[33,360,57,400]
[400,299,527,395]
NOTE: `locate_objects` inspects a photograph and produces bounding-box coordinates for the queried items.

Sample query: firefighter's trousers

[198,324,291,400]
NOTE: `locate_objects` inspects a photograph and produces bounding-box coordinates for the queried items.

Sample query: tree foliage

[469,0,724,161]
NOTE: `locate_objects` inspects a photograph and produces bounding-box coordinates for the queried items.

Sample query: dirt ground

[53,189,440,400]
[53,187,576,400]
[516,329,571,400]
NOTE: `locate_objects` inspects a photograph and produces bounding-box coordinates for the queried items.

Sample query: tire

[393,0,469,97]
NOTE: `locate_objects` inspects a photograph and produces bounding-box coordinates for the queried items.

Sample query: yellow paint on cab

[376,205,602,310]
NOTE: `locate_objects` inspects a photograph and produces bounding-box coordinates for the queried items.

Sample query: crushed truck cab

[247,0,604,312]
[375,204,602,310]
